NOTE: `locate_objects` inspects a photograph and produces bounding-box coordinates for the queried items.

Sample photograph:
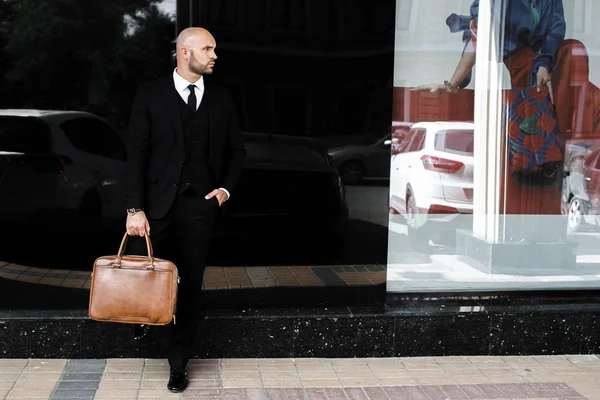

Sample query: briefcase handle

[114,232,155,269]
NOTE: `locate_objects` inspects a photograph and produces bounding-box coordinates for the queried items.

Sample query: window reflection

[388,0,600,292]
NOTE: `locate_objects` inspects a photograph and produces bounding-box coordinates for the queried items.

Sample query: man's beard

[188,51,213,75]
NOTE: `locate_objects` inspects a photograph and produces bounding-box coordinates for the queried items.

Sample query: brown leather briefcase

[88,232,179,325]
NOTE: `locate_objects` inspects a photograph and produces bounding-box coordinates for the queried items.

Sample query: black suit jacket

[125,75,246,219]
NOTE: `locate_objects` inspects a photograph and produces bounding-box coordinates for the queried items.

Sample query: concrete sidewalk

[1,355,599,399]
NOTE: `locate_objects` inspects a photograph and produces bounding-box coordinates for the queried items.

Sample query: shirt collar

[173,68,204,94]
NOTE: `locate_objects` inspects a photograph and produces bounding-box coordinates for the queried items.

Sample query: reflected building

[177,0,395,138]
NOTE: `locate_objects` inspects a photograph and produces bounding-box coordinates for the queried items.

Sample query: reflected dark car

[327,122,413,185]
[0,110,348,256]
[0,110,127,228]
[216,132,349,250]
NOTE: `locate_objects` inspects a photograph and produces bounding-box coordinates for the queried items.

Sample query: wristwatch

[126,208,143,216]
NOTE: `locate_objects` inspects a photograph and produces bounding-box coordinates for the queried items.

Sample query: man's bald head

[175,27,217,79]
[176,27,213,51]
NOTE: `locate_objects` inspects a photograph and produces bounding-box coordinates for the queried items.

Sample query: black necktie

[187,84,197,111]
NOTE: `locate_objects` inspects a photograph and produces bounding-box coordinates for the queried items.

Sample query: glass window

[387,0,600,293]
[434,130,474,156]
[0,117,51,154]
[407,128,425,152]
[60,117,126,161]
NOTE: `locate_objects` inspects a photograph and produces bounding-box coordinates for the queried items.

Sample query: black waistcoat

[176,92,213,195]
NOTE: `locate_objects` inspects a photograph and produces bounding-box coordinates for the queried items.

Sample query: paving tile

[19,372,62,380]
[434,356,472,364]
[344,387,369,400]
[0,373,22,381]
[294,358,332,365]
[93,388,140,398]
[341,378,379,387]
[402,363,443,371]
[104,365,144,373]
[301,379,342,387]
[420,385,447,399]
[258,365,298,373]
[55,380,98,390]
[325,388,351,400]
[60,372,103,381]
[304,387,328,400]
[260,372,299,380]
[257,358,296,365]
[221,371,260,379]
[477,383,505,398]
[408,369,448,378]
[1,367,28,373]
[495,382,536,398]
[0,360,27,367]
[262,379,303,388]
[99,380,141,389]
[62,365,105,373]
[187,378,223,388]
[212,388,242,399]
[65,359,105,366]
[336,370,376,379]
[12,379,58,389]
[222,378,262,388]
[296,365,336,372]
[243,388,267,400]
[103,372,142,380]
[486,374,527,384]
[439,384,470,399]
[0,380,15,388]
[282,388,306,400]
[140,379,168,388]
[415,376,454,385]
[377,378,417,386]
[451,375,491,385]
[50,389,98,398]
[137,388,181,397]
[143,359,170,365]
[182,388,222,398]
[298,371,339,379]
[142,372,170,380]
[371,369,412,379]
[403,386,430,400]
[221,364,259,372]
[105,359,144,365]
[382,386,409,399]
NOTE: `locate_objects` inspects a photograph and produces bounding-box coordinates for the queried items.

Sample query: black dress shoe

[167,366,188,393]
[132,324,149,341]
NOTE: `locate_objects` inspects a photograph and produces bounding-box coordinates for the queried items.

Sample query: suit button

[180,162,184,167]
[174,182,179,186]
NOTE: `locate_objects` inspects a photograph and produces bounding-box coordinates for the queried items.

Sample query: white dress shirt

[172,68,230,201]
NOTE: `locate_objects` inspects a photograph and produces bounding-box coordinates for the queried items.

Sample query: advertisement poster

[387,0,600,292]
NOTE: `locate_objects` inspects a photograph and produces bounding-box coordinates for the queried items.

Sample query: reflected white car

[389,121,474,250]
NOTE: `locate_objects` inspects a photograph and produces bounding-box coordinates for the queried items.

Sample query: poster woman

[414,0,573,216]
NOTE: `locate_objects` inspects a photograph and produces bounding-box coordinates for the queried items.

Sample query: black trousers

[128,190,219,368]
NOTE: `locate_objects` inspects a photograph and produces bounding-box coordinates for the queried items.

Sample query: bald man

[124,27,245,392]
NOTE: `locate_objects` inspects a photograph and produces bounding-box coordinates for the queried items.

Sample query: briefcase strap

[115,232,155,269]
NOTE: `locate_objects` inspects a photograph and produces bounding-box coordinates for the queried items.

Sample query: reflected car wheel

[339,161,364,185]
[567,196,584,233]
[406,193,430,253]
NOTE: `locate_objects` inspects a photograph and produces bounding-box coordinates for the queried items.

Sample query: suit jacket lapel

[162,76,185,155]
